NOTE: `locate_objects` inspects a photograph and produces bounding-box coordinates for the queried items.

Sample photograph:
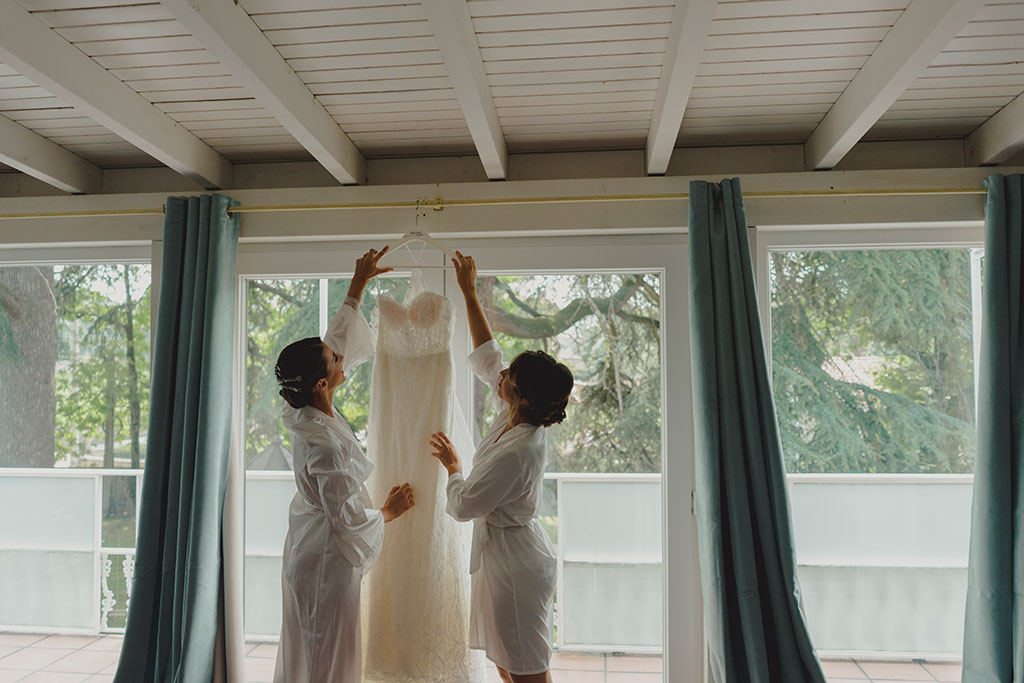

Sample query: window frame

[234,233,700,682]
[754,223,983,660]
[0,244,155,636]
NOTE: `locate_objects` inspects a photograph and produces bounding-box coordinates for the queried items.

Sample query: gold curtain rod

[0,186,986,220]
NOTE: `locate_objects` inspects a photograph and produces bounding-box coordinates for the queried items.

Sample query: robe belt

[469,518,530,574]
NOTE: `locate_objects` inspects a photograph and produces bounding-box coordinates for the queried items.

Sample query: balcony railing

[0,469,973,659]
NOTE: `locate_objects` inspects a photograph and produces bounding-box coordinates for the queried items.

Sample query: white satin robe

[273,301,381,683]
[445,340,558,676]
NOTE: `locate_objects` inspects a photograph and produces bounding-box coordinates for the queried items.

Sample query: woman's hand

[347,245,393,301]
[451,250,477,295]
[381,483,414,522]
[452,250,494,348]
[429,431,462,476]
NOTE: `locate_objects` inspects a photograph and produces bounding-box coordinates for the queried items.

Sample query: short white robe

[446,340,558,676]
[274,302,381,683]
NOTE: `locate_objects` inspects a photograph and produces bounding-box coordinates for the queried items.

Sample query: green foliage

[244,273,663,475]
[51,265,151,468]
[770,249,976,473]
[482,273,662,473]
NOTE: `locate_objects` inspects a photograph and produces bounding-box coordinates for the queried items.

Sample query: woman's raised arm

[452,250,494,350]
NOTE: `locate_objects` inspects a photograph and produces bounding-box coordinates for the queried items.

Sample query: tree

[51,265,151,472]
[243,274,663,475]
[0,266,56,468]
[770,249,976,473]
[477,273,662,473]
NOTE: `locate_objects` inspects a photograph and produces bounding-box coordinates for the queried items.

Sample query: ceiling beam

[422,0,507,180]
[966,92,1024,166]
[804,0,987,170]
[645,0,718,175]
[0,113,101,194]
[162,0,365,185]
[0,0,232,189]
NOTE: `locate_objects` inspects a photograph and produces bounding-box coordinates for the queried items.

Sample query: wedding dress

[363,273,484,683]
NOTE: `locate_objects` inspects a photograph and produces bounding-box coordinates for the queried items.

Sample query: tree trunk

[103,360,115,469]
[122,266,141,469]
[0,267,56,468]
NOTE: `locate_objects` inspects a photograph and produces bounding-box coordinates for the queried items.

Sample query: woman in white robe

[272,246,416,683]
[429,252,575,683]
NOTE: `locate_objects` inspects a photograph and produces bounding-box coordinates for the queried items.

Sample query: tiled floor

[0,633,962,683]
[0,633,120,682]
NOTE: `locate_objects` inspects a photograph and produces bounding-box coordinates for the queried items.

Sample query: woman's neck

[310,390,334,417]
[506,410,529,430]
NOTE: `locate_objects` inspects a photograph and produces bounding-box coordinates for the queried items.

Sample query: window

[0,262,151,632]
[769,247,979,657]
[235,237,694,681]
[474,272,664,653]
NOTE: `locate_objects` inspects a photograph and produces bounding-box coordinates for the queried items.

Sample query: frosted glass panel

[790,479,972,567]
[0,477,94,549]
[245,556,284,637]
[562,563,662,648]
[245,477,294,557]
[0,550,94,627]
[799,566,967,654]
[560,480,660,563]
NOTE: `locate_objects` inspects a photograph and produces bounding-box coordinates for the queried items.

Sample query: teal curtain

[115,195,240,683]
[963,173,1024,683]
[688,178,825,683]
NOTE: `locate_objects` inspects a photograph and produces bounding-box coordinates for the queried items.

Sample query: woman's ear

[315,377,329,392]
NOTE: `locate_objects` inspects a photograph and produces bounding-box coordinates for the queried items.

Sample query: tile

[0,649,17,661]
[43,651,118,675]
[606,655,662,672]
[32,638,96,651]
[485,668,504,683]
[244,642,260,655]
[549,653,604,671]
[0,635,47,648]
[923,663,962,682]
[247,644,278,659]
[81,639,122,654]
[856,661,933,681]
[607,673,662,682]
[827,680,870,683]
[0,670,32,683]
[83,677,114,683]
[547,672,603,683]
[97,663,117,676]
[820,660,867,679]
[245,656,276,683]
[18,673,90,682]
[870,680,938,683]
[0,649,72,671]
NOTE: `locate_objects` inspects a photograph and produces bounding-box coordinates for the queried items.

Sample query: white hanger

[382,230,457,270]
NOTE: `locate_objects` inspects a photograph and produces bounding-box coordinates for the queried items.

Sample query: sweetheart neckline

[379,291,449,309]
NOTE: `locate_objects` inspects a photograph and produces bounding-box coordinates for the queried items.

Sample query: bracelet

[344,295,359,309]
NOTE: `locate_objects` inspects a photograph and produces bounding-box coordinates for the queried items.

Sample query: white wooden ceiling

[0,0,1022,190]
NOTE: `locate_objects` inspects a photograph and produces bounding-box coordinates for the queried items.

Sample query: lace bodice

[376,290,453,357]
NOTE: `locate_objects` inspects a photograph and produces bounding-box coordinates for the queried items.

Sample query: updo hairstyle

[275,337,328,409]
[509,350,574,427]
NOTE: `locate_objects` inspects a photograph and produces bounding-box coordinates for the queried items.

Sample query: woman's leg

[509,671,552,683]
[496,666,514,682]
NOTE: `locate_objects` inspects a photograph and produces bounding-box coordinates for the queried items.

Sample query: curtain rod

[0,186,986,220]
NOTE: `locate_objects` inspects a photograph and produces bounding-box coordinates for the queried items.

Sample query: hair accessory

[274,366,304,386]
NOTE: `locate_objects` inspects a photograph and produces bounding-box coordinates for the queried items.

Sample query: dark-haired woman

[273,246,415,683]
[429,251,574,683]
